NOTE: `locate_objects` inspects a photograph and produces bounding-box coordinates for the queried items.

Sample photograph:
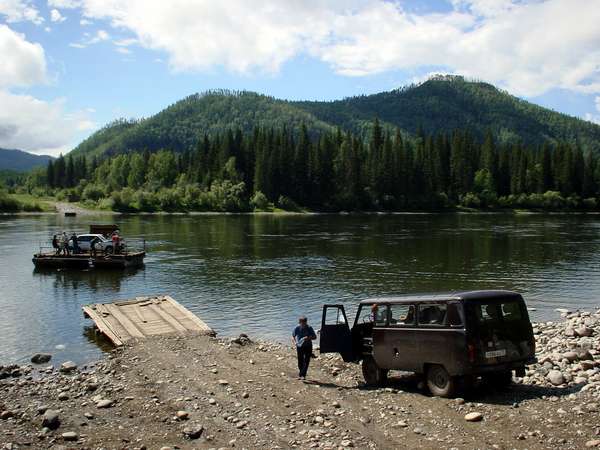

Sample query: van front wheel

[426,364,456,398]
[362,357,388,386]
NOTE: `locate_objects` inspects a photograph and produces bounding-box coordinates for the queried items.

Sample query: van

[319,290,536,397]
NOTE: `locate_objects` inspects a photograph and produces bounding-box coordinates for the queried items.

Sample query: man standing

[292,316,317,380]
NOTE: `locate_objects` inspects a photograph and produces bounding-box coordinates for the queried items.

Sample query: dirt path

[2,333,600,449]
[54,202,115,216]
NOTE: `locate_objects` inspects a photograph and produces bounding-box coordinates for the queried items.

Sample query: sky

[1,0,600,156]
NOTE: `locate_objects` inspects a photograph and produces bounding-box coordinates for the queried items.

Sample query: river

[1,212,599,364]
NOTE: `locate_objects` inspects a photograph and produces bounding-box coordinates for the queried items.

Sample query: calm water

[1,213,600,364]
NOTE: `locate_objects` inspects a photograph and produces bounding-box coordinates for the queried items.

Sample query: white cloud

[50,8,65,22]
[318,0,600,96]
[69,28,109,48]
[76,0,350,74]
[63,0,600,98]
[115,46,130,54]
[113,37,137,47]
[0,24,47,88]
[0,0,43,24]
[79,18,91,25]
[47,0,80,8]
[0,90,94,156]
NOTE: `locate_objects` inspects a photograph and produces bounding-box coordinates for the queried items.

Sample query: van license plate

[485,349,506,358]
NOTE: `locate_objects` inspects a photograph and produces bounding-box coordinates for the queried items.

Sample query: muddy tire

[362,357,388,386]
[483,370,513,389]
[426,364,456,398]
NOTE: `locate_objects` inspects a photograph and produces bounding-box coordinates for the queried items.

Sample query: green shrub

[250,191,270,210]
[206,180,247,212]
[0,191,21,212]
[582,197,598,210]
[82,183,105,201]
[460,192,481,208]
[277,195,301,212]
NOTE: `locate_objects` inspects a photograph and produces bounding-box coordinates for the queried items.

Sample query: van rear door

[320,305,355,362]
[465,296,535,366]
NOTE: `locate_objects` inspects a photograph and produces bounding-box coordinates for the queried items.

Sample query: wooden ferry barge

[32,224,145,270]
[32,251,145,269]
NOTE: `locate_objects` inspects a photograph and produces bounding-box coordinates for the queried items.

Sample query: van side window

[418,304,447,326]
[389,304,415,326]
[447,303,464,327]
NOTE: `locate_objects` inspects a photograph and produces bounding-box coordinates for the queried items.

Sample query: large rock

[31,353,52,364]
[562,351,579,362]
[42,410,60,429]
[575,326,594,337]
[547,370,565,386]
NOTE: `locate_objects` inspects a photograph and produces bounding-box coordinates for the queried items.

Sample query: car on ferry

[319,290,536,397]
[68,233,114,253]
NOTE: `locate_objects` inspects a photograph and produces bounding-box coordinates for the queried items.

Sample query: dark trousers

[297,345,312,377]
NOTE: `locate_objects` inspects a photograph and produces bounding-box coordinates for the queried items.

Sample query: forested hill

[70,92,334,158]
[70,76,600,159]
[0,148,54,172]
[294,76,600,151]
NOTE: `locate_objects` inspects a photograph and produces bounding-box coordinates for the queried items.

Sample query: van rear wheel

[362,357,388,386]
[426,364,456,398]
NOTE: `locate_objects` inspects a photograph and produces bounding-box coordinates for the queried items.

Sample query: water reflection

[33,266,145,292]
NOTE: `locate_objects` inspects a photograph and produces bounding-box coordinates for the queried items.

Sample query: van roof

[358,290,521,305]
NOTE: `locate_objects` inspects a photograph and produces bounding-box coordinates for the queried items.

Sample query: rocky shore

[2,309,600,450]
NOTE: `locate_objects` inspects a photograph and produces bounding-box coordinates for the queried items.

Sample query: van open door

[320,305,355,362]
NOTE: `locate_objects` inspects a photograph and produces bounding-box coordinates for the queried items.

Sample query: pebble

[176,410,189,420]
[183,423,204,439]
[62,431,78,441]
[218,379,229,385]
[340,439,354,447]
[586,440,600,448]
[59,361,77,373]
[96,399,113,408]
[465,412,483,422]
[42,410,60,429]
[58,392,69,401]
[547,370,565,386]
[1,411,14,420]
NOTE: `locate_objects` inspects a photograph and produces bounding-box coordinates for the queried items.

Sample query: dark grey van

[320,290,536,397]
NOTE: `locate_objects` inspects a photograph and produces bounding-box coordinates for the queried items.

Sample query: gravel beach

[2,309,600,449]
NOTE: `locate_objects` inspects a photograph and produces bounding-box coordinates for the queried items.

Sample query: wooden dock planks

[82,295,214,346]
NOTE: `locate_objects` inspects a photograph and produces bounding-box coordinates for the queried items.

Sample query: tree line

[26,120,600,211]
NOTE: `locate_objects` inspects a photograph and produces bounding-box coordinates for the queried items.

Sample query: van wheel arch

[362,356,388,386]
[425,363,456,398]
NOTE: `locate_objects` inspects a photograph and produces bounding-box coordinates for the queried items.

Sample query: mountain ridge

[0,148,54,172]
[69,76,600,159]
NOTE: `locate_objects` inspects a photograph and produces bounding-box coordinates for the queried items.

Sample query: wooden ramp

[83,295,214,346]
